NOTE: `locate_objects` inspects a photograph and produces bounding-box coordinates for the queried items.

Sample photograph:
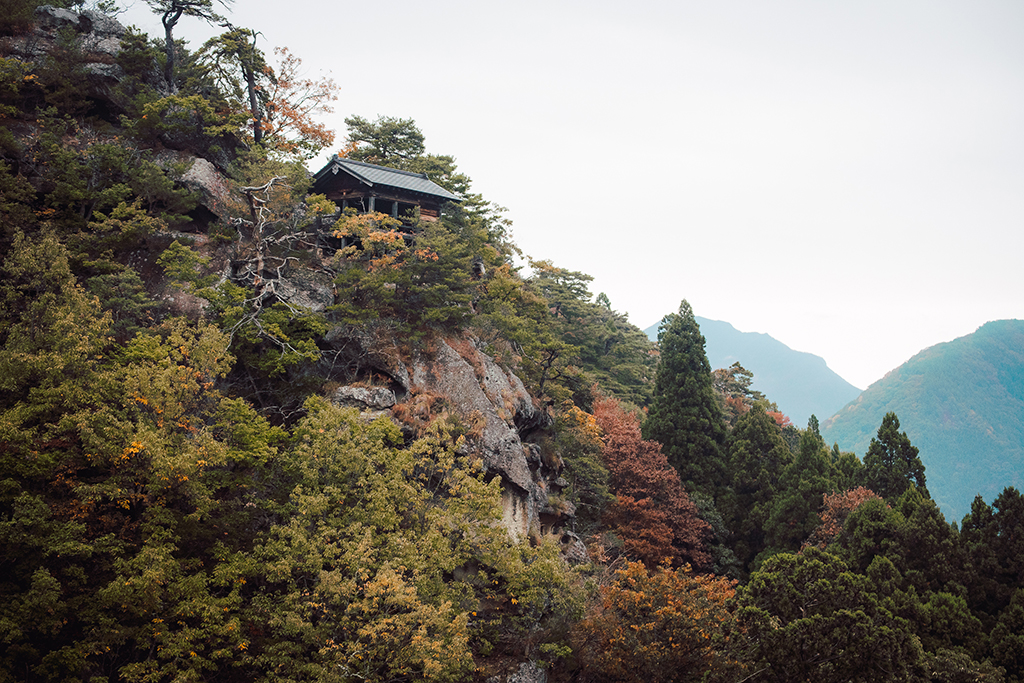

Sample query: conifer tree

[863,412,928,502]
[642,300,727,495]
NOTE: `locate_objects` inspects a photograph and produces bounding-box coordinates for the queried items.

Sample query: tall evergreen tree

[642,300,726,495]
[863,412,928,502]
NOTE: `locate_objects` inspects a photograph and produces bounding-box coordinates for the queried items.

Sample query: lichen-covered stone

[177,156,237,221]
[274,271,335,313]
[330,386,396,410]
[487,661,547,683]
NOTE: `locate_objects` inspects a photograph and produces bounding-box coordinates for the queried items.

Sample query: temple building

[310,156,461,222]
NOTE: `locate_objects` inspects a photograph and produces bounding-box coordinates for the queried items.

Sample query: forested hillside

[2,4,1023,682]
[823,319,1024,521]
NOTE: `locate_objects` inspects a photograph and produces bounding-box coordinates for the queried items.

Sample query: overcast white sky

[119,0,1024,390]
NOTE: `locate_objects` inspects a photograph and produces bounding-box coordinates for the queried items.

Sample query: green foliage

[864,411,929,502]
[553,403,613,535]
[196,27,271,140]
[86,268,162,341]
[19,115,195,242]
[831,488,966,609]
[157,238,212,289]
[329,210,473,336]
[0,0,37,35]
[244,398,580,680]
[345,114,426,163]
[961,487,1024,622]
[643,300,727,494]
[992,589,1024,682]
[0,161,36,244]
[132,92,245,144]
[735,547,925,682]
[0,230,113,428]
[0,57,34,119]
[38,25,94,115]
[762,429,835,555]
[719,403,793,574]
[525,261,657,407]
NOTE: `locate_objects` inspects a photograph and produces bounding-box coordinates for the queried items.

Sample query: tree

[344,114,426,163]
[247,399,581,680]
[643,300,727,494]
[734,547,924,682]
[144,0,233,91]
[594,396,711,569]
[198,35,336,159]
[553,403,614,536]
[991,589,1024,682]
[260,47,337,159]
[572,561,739,683]
[806,487,884,549]
[718,403,793,573]
[711,361,764,428]
[197,27,271,145]
[961,487,1024,622]
[762,429,836,556]
[863,412,928,502]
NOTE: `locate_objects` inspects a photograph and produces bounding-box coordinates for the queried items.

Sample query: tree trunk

[161,8,183,93]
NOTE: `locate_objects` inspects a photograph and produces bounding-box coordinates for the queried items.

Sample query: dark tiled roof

[314,156,461,201]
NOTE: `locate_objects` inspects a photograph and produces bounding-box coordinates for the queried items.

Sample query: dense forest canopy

[1,3,1022,682]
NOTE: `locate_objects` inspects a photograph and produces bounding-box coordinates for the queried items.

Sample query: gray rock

[177,156,237,221]
[317,329,576,544]
[407,339,555,540]
[558,531,590,565]
[410,340,536,494]
[274,271,335,313]
[2,7,126,92]
[487,661,547,683]
[330,386,396,410]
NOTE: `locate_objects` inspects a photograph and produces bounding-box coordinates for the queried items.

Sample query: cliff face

[1,5,127,99]
[323,326,586,556]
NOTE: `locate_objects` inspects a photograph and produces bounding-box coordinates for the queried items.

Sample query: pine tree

[642,300,727,495]
[863,412,928,502]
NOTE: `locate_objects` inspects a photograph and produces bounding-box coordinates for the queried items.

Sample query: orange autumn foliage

[766,410,792,428]
[261,47,337,158]
[593,396,711,570]
[572,561,739,683]
[806,486,885,549]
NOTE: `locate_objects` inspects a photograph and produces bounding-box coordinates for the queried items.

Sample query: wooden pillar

[368,195,375,212]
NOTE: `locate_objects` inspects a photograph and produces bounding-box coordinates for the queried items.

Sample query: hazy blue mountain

[821,319,1024,522]
[644,317,862,428]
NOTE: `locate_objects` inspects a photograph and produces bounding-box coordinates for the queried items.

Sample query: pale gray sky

[120,0,1024,390]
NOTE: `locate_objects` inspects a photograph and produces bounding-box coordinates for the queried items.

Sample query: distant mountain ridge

[644,316,861,427]
[821,319,1024,522]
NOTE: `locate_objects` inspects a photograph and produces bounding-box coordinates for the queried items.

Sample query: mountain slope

[644,317,861,426]
[821,319,1024,522]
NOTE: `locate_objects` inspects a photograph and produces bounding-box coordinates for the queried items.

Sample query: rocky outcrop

[487,661,547,683]
[274,270,335,313]
[330,386,396,410]
[322,324,413,394]
[176,155,238,222]
[409,339,538,490]
[323,328,573,542]
[1,6,126,94]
